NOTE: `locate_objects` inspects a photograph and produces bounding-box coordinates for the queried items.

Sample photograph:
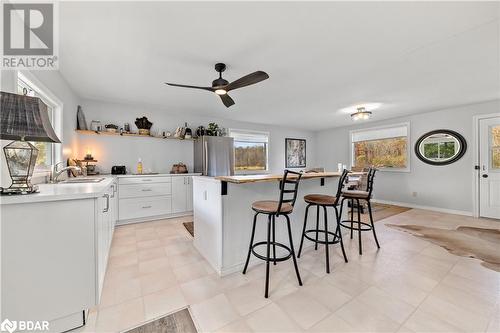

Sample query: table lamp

[0,91,61,194]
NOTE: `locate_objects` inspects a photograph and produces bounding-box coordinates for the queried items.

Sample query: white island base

[193,173,342,276]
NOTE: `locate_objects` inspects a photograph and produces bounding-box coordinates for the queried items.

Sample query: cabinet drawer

[119,196,172,220]
[119,176,171,185]
[119,183,172,199]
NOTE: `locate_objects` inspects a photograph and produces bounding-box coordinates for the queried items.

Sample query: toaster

[111,165,126,175]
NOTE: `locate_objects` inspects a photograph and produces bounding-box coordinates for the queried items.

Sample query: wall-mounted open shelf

[75,129,196,141]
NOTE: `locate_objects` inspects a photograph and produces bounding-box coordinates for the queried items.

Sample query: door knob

[482,174,489,178]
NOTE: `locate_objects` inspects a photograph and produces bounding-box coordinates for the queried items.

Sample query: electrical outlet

[412,191,417,197]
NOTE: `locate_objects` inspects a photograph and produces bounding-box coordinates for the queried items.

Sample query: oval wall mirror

[415,130,467,165]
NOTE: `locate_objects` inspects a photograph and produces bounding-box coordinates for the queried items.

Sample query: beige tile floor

[77,210,500,333]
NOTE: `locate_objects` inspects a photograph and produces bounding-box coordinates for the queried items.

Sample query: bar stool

[338,168,380,255]
[242,170,303,298]
[297,169,349,273]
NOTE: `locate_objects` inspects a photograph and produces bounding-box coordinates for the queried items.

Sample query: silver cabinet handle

[103,194,110,212]
[110,185,115,198]
[142,189,153,192]
[142,205,152,209]
[142,179,152,182]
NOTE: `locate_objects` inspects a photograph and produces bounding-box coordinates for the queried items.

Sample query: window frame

[15,71,63,174]
[350,122,411,173]
[229,128,270,175]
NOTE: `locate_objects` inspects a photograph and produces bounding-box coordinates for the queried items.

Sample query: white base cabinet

[172,176,193,213]
[96,182,117,300]
[1,180,117,333]
[117,174,196,224]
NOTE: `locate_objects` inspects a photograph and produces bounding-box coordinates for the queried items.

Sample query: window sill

[235,170,270,175]
[376,167,411,173]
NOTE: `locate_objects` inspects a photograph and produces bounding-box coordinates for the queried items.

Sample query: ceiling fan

[165,63,269,108]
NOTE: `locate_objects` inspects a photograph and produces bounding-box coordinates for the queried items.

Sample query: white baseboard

[116,211,192,225]
[372,199,472,217]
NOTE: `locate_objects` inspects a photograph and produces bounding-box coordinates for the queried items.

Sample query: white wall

[316,100,500,214]
[76,99,317,174]
[0,70,81,188]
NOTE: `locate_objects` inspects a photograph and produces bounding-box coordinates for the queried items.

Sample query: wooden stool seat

[252,200,293,214]
[341,190,370,199]
[304,194,336,206]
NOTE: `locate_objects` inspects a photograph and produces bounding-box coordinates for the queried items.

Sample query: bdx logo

[3,3,53,56]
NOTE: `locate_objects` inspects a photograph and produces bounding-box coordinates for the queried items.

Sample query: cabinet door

[172,176,188,213]
[186,176,193,211]
[109,184,117,240]
[96,193,108,300]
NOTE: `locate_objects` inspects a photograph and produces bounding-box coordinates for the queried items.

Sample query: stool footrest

[251,241,292,262]
[304,229,341,245]
[339,220,373,231]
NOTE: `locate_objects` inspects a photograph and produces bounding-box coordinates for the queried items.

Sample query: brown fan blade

[219,94,235,108]
[225,71,269,91]
[165,83,214,92]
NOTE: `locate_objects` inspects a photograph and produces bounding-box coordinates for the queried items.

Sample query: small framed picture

[285,138,306,168]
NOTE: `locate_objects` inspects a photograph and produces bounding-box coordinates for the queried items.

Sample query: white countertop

[0,176,116,205]
[116,173,201,178]
[0,173,202,205]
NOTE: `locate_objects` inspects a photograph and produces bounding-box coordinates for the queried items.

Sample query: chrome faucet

[50,162,81,183]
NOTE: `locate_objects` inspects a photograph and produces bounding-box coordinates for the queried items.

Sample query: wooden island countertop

[215,171,343,184]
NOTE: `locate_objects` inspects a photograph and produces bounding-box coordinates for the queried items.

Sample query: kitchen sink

[60,177,106,183]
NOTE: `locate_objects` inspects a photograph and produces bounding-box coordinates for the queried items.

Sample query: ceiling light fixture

[351,107,372,121]
[339,102,382,114]
[214,89,227,95]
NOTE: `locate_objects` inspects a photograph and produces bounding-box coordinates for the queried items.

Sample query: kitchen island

[192,172,343,275]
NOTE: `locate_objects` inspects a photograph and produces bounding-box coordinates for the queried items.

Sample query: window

[16,72,61,170]
[492,125,500,169]
[350,123,409,171]
[229,129,269,173]
[421,135,459,162]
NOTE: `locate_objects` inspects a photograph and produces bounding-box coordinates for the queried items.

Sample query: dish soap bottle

[137,158,143,174]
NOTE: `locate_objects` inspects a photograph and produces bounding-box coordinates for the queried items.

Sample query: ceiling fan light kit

[165,63,269,108]
[351,107,372,121]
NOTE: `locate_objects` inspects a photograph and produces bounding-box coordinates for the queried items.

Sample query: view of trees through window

[423,141,456,160]
[354,137,407,168]
[234,141,267,171]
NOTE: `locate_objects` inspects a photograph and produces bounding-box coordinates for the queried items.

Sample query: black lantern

[0,91,61,194]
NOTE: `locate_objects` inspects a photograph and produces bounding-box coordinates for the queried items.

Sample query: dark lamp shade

[0,91,61,143]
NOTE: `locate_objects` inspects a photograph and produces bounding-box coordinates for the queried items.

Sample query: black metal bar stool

[297,169,349,273]
[338,168,380,255]
[242,170,303,298]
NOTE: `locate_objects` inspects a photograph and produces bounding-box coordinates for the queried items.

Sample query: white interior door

[479,117,500,219]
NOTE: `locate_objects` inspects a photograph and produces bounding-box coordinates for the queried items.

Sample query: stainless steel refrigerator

[194,136,235,176]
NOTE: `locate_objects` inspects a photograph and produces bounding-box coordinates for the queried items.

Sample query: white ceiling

[59,1,500,131]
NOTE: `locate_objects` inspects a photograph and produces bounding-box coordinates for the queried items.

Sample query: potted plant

[135,117,153,135]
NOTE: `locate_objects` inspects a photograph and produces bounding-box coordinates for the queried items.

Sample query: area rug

[183,221,194,237]
[123,308,197,333]
[349,203,411,223]
[387,224,500,272]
